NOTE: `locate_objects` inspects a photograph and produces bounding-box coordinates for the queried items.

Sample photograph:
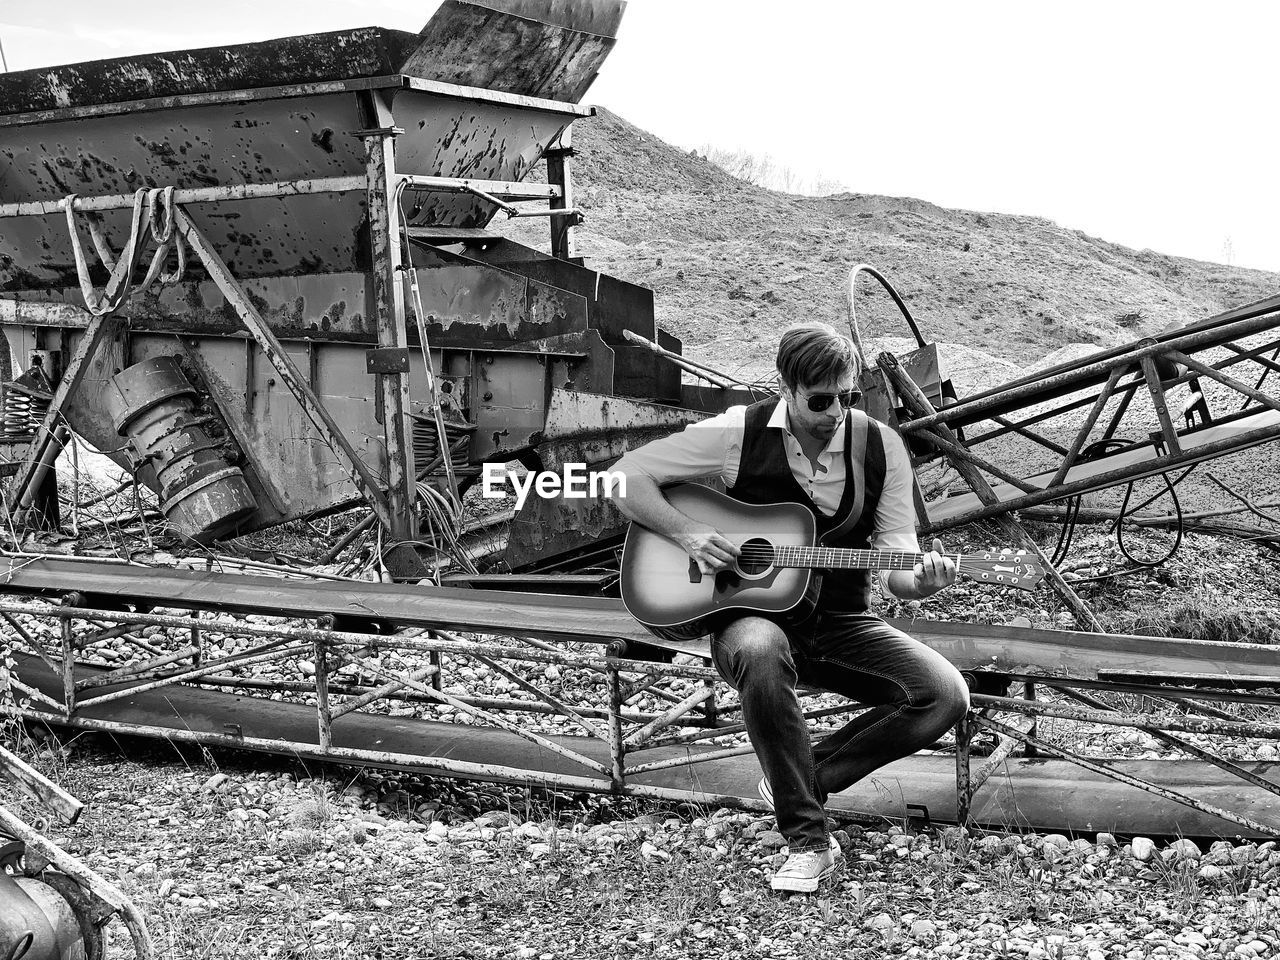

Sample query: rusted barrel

[105,356,256,542]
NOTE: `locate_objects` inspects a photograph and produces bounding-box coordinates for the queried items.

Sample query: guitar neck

[772,546,953,571]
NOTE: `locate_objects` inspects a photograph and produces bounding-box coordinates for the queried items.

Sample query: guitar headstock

[960,548,1044,591]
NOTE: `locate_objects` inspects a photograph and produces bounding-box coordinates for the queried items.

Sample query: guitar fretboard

[770,546,959,571]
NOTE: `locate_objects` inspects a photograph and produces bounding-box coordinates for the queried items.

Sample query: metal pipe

[620,330,750,389]
[14,423,69,521]
[74,644,311,711]
[636,702,870,752]
[398,175,561,201]
[1169,348,1280,415]
[624,684,716,748]
[607,666,625,790]
[988,416,1070,456]
[0,601,719,680]
[928,421,1280,531]
[626,741,758,775]
[0,744,83,824]
[0,177,366,219]
[352,659,611,776]
[74,646,199,691]
[466,652,607,740]
[968,716,1035,796]
[994,671,1280,708]
[913,430,1040,493]
[7,677,62,711]
[1048,367,1124,488]
[314,637,333,751]
[327,663,440,721]
[1,611,55,671]
[971,692,1280,739]
[900,305,1280,433]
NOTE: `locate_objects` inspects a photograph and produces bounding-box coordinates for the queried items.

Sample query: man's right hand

[674,527,740,575]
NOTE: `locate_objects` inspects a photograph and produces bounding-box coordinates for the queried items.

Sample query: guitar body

[620,484,818,639]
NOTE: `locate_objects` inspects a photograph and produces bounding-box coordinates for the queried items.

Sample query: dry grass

[1104,602,1280,646]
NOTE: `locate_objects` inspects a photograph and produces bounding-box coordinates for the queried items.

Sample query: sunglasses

[800,389,862,413]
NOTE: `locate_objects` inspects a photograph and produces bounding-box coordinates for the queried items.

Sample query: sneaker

[758,776,773,810]
[770,837,842,893]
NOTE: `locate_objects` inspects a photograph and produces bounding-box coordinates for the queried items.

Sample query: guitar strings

[731,545,973,570]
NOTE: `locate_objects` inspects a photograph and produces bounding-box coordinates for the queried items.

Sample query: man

[612,322,970,893]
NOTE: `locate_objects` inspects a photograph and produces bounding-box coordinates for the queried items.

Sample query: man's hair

[776,322,861,390]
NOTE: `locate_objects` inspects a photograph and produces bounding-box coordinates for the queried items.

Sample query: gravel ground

[4,739,1280,960]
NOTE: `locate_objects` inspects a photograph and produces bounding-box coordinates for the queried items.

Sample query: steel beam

[900,300,1280,433]
[0,178,365,219]
[361,91,417,549]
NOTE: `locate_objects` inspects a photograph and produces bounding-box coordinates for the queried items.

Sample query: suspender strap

[823,410,870,543]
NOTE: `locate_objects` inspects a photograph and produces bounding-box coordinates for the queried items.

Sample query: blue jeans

[711,611,970,851]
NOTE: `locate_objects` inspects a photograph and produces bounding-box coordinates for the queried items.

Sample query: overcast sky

[3,1,1277,271]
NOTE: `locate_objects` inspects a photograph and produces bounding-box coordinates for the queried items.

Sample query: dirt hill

[502,108,1279,519]
[551,108,1279,390]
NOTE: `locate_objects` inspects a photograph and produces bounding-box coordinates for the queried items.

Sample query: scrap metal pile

[0,1,1278,954]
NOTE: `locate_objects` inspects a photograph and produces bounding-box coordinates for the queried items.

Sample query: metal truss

[3,597,1278,838]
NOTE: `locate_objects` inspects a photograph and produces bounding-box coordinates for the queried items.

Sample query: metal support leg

[429,649,443,692]
[1140,352,1183,456]
[545,127,579,262]
[703,680,718,728]
[56,596,79,716]
[1024,681,1039,757]
[359,89,422,580]
[58,617,76,717]
[191,612,203,668]
[607,664,625,792]
[314,633,333,751]
[955,710,973,828]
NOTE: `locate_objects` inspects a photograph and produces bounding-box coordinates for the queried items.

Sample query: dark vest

[726,399,887,613]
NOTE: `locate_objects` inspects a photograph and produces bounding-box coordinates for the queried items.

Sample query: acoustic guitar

[620,483,1043,638]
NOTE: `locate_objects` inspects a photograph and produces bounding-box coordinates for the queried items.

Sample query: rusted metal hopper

[0,17,601,287]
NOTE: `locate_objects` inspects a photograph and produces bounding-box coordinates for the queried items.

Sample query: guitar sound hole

[737,537,775,576]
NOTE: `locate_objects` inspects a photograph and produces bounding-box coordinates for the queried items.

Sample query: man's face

[780,370,858,445]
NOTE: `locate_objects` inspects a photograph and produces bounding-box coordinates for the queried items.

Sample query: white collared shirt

[612,400,920,597]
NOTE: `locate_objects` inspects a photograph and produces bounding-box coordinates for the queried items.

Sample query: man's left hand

[913,537,957,598]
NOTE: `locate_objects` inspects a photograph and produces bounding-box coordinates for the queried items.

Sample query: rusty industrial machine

[0,8,1279,947]
[0,0,743,576]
